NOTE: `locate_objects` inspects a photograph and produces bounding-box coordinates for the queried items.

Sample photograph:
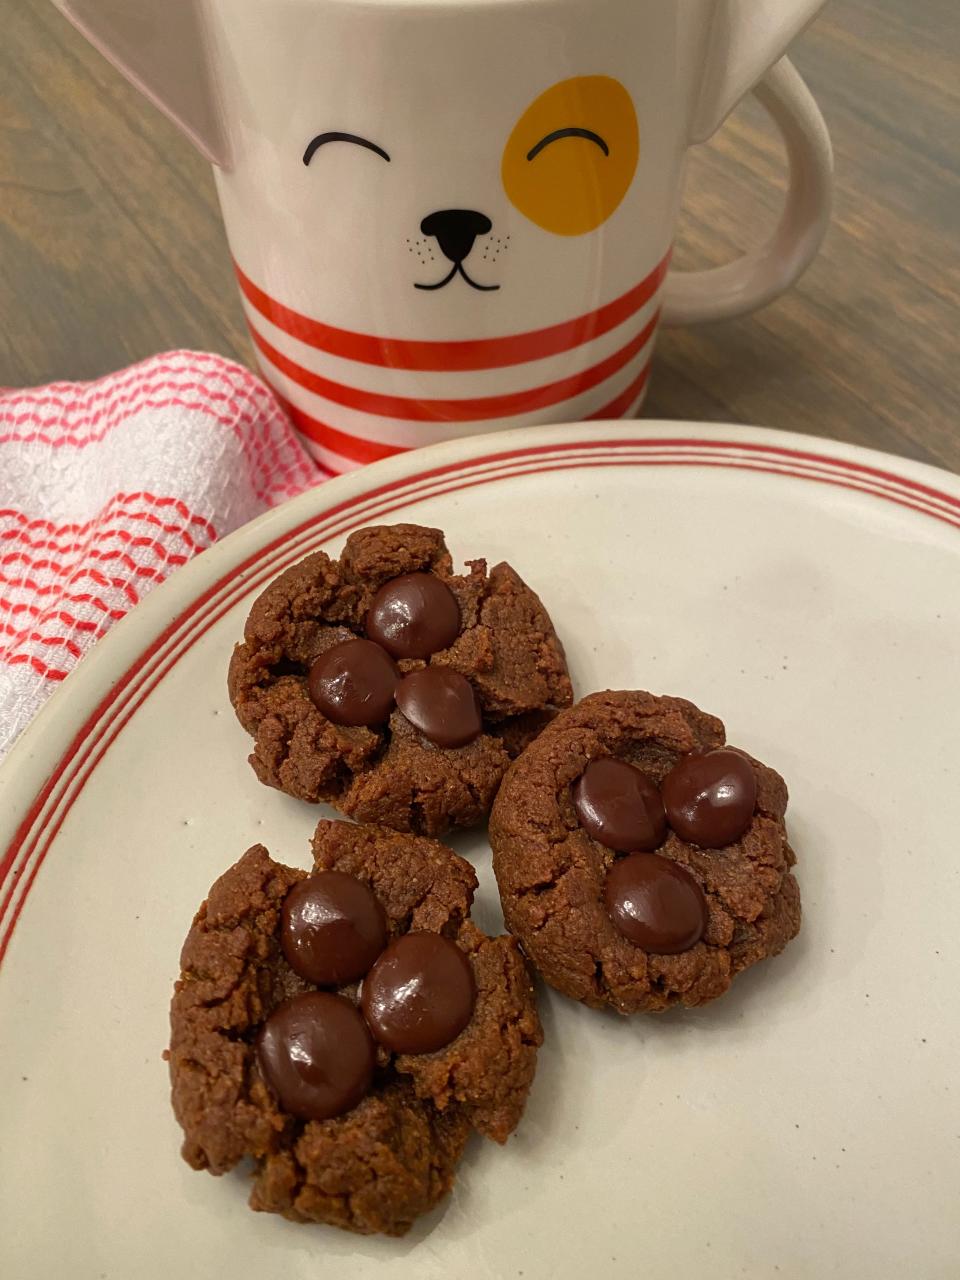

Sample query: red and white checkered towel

[0,350,321,758]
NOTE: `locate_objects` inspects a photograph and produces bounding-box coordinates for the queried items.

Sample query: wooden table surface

[2,0,958,471]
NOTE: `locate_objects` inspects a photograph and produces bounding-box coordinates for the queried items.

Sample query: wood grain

[1,0,958,470]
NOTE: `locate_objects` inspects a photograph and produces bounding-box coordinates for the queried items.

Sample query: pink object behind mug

[55,0,833,473]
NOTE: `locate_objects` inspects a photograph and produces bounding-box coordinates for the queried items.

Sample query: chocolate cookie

[490,691,800,1014]
[228,524,572,835]
[167,820,542,1236]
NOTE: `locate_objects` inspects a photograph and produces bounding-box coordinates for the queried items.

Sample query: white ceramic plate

[2,423,958,1280]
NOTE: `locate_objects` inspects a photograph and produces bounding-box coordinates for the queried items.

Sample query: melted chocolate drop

[281,872,388,986]
[365,573,461,659]
[604,853,708,954]
[307,639,398,727]
[573,758,667,852]
[257,991,375,1121]
[395,667,483,748]
[662,748,757,848]
[361,932,476,1054]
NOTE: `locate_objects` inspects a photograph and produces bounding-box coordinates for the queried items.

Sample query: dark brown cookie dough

[168,821,542,1236]
[228,524,572,835]
[490,691,801,1015]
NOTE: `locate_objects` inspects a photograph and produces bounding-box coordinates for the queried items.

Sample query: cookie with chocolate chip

[167,820,542,1236]
[490,691,801,1014]
[228,524,572,835]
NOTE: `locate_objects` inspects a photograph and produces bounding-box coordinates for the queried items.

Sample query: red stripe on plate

[236,250,671,372]
[253,314,658,423]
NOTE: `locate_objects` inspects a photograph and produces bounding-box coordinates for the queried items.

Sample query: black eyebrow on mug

[526,127,610,162]
[303,133,391,165]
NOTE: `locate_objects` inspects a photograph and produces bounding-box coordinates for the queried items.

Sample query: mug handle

[662,58,833,327]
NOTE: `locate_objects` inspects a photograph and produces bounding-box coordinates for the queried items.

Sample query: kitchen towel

[0,350,320,758]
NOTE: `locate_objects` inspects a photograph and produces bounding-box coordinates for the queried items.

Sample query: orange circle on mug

[502,76,639,237]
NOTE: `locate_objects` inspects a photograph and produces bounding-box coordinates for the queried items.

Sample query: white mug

[56,0,833,473]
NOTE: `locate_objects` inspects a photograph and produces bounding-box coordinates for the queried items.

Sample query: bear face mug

[56,0,833,473]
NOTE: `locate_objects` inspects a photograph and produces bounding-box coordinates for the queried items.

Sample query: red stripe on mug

[235,250,671,373]
[251,312,659,423]
[587,365,652,420]
[269,393,406,466]
[274,362,651,468]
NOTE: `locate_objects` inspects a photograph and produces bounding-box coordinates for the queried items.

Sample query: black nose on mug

[420,209,492,264]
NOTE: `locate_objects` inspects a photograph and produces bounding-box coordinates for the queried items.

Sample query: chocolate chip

[257,991,375,1121]
[573,758,667,852]
[307,638,398,727]
[604,853,708,953]
[360,932,476,1054]
[662,748,757,848]
[395,667,482,748]
[281,872,388,986]
[365,573,461,659]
